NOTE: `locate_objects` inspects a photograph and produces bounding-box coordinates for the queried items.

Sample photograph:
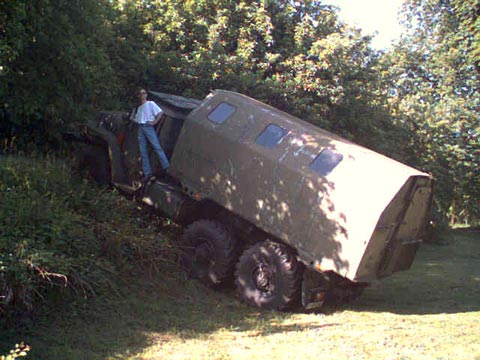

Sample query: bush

[0,155,172,320]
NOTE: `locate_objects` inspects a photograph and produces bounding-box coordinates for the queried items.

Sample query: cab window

[310,149,343,176]
[208,102,236,124]
[255,124,289,148]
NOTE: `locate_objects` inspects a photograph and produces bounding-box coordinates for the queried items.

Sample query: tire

[179,220,238,287]
[78,145,111,185]
[235,241,303,311]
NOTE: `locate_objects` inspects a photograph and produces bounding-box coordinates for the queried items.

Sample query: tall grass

[0,155,174,323]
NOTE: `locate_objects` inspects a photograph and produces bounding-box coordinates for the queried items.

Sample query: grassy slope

[1,156,478,359]
[6,230,479,360]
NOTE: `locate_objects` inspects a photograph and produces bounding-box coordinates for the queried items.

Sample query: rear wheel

[179,220,238,287]
[235,241,303,311]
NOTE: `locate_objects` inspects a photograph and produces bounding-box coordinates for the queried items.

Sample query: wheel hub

[254,263,274,293]
[194,241,214,265]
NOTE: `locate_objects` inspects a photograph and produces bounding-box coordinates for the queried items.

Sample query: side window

[255,124,289,148]
[309,149,343,176]
[207,102,236,124]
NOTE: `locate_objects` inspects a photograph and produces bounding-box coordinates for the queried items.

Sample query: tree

[1,0,119,149]
[386,0,479,223]
[122,0,388,148]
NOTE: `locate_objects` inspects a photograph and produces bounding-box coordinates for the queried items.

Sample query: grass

[1,155,478,359]
[2,228,478,360]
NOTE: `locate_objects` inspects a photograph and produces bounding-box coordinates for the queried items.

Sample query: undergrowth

[0,155,176,324]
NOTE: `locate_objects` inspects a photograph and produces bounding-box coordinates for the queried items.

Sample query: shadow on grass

[0,272,284,360]
[350,229,480,315]
[2,230,479,359]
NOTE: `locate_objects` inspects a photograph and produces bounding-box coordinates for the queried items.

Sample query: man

[131,88,170,182]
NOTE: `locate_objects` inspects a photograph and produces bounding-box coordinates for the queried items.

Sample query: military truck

[76,90,434,310]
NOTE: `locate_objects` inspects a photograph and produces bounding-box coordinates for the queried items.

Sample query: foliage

[0,1,28,74]
[0,155,172,320]
[0,343,30,360]
[133,0,386,143]
[0,0,120,150]
[0,155,104,315]
[385,0,480,223]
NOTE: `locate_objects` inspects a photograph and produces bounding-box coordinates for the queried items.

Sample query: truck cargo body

[169,91,434,282]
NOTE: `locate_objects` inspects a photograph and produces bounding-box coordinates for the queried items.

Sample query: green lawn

[3,230,479,360]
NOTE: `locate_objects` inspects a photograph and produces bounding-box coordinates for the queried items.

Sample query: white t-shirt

[134,101,163,124]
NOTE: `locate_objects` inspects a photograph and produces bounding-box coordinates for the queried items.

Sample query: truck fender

[83,123,129,185]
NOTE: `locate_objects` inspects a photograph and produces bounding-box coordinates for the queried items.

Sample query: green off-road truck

[76,90,434,310]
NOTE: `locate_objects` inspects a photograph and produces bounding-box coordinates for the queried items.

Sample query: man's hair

[137,88,147,95]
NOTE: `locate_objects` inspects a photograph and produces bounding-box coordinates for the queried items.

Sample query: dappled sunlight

[206,151,351,276]
[11,215,478,359]
[133,301,480,360]
[168,91,436,288]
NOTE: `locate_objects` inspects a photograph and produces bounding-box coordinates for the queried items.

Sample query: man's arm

[129,107,138,123]
[153,110,164,124]
[146,111,164,125]
[147,101,164,125]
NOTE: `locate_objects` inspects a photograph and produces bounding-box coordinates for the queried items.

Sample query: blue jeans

[138,124,169,178]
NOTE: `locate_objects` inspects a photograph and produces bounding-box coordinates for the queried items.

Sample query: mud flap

[301,268,329,310]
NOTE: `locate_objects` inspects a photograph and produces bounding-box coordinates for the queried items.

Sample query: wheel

[235,241,303,311]
[78,145,111,185]
[179,220,238,287]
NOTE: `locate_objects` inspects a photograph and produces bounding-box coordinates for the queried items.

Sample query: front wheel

[78,145,111,185]
[235,241,303,311]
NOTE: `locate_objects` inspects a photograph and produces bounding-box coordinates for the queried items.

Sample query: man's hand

[152,112,166,126]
